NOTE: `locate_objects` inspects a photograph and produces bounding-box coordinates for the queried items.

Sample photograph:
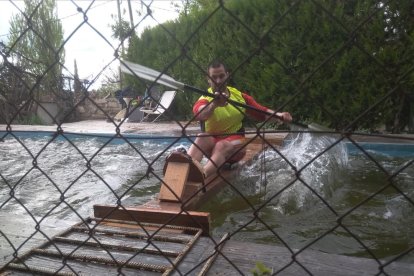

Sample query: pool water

[0,131,413,265]
[201,133,413,263]
[0,131,190,264]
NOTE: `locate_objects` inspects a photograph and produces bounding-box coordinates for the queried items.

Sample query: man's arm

[193,92,228,121]
[193,101,217,121]
[243,93,292,123]
[266,109,292,123]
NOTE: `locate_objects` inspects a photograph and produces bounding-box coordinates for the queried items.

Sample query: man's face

[207,65,229,92]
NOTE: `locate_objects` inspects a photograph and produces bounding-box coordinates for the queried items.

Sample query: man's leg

[203,140,242,177]
[187,133,215,162]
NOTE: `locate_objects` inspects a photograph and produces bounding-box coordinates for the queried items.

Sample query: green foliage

[15,114,44,125]
[111,18,132,41]
[4,0,73,124]
[121,0,414,133]
[95,82,118,99]
[251,261,272,276]
[8,0,65,99]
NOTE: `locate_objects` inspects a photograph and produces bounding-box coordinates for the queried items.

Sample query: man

[187,60,292,178]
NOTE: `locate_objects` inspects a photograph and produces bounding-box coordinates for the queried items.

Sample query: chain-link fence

[1,0,413,275]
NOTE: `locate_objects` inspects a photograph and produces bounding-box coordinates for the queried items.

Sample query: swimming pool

[201,133,413,263]
[0,131,192,265]
[346,141,414,158]
[0,131,413,265]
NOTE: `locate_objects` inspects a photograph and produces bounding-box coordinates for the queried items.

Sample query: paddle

[120,60,331,132]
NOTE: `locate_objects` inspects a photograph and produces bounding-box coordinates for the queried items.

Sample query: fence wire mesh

[0,0,413,275]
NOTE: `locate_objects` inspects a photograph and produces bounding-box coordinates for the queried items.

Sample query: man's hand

[195,91,229,120]
[268,110,292,123]
[213,91,229,107]
[275,112,292,123]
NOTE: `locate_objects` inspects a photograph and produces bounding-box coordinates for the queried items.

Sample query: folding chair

[140,90,177,122]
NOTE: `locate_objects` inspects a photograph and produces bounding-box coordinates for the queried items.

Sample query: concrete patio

[1,120,201,135]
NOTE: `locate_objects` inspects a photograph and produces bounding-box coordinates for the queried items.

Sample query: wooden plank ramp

[3,223,413,275]
[0,218,207,275]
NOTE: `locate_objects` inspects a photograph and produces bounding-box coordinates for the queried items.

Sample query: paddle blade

[289,121,332,132]
[120,60,185,90]
[307,123,333,132]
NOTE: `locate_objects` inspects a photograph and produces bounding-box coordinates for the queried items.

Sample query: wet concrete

[1,120,201,135]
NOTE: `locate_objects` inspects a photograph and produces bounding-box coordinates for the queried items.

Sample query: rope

[198,232,229,276]
[260,129,268,202]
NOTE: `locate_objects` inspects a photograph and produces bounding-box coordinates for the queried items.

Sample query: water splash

[243,132,349,214]
[0,135,172,224]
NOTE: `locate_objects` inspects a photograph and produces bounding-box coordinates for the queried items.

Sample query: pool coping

[1,120,413,143]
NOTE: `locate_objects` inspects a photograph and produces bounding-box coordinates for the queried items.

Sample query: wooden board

[93,204,210,235]
[159,162,190,201]
[163,151,205,183]
[0,218,204,275]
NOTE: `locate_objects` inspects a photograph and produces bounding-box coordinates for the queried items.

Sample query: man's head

[207,60,229,92]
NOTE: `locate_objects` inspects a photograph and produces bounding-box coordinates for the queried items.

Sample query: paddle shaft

[121,61,313,129]
[182,83,309,128]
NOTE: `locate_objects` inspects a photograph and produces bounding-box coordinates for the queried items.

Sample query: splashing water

[202,132,412,260]
[0,133,180,262]
[242,132,348,214]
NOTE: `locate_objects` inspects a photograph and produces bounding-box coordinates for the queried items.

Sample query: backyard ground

[1,120,201,135]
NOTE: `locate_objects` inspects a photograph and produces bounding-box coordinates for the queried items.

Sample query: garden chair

[140,90,177,122]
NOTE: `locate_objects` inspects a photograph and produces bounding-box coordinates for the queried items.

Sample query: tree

[0,57,30,123]
[7,0,67,122]
[122,0,414,132]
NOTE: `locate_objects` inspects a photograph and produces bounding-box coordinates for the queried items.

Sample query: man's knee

[195,133,213,145]
[215,141,245,162]
[214,140,233,153]
[196,132,210,139]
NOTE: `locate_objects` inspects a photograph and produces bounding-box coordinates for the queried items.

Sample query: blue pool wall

[1,131,413,158]
[345,142,414,158]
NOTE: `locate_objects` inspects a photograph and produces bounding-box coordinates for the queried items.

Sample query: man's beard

[214,82,227,92]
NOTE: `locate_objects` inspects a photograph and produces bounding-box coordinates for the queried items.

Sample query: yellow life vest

[199,86,246,134]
